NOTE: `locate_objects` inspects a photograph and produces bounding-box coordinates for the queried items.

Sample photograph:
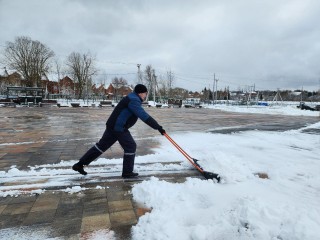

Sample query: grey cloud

[1,0,320,91]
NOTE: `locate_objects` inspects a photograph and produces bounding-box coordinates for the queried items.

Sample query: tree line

[1,36,176,100]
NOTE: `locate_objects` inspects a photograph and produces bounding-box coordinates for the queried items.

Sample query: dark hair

[134,84,148,94]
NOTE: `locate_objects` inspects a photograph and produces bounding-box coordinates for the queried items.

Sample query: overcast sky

[1,0,320,91]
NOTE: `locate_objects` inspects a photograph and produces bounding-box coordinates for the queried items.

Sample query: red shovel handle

[164,133,204,173]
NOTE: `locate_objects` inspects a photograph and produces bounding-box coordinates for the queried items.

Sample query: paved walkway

[0,106,318,239]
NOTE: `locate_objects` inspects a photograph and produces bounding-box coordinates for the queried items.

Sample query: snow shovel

[164,133,220,182]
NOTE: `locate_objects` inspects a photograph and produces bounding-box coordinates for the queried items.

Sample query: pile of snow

[56,99,100,107]
[131,122,320,239]
[205,103,320,116]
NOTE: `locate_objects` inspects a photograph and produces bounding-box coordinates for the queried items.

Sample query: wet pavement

[0,106,318,239]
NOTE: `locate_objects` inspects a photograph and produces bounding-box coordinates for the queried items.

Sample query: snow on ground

[205,102,320,117]
[132,122,320,240]
[0,103,319,239]
[0,227,115,240]
[131,104,320,240]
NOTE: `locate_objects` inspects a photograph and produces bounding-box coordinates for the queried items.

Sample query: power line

[97,60,138,65]
[48,70,136,76]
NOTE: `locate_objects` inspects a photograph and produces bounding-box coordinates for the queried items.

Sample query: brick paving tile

[30,193,61,212]
[108,200,133,213]
[82,202,108,217]
[51,218,83,238]
[109,210,138,227]
[55,204,83,221]
[81,213,111,233]
[59,192,82,205]
[0,213,28,229]
[0,197,12,205]
[1,202,34,215]
[0,205,6,215]
[22,209,56,226]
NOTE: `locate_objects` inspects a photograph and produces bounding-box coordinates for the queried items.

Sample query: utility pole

[227,86,229,104]
[213,73,218,104]
[215,78,219,103]
[137,64,141,84]
[152,70,156,103]
[212,73,215,104]
[318,79,320,118]
[86,77,88,105]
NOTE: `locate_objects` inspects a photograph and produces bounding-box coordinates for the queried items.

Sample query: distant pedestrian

[72,84,166,178]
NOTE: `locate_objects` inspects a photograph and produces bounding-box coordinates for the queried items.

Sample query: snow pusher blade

[203,171,220,181]
[164,133,220,182]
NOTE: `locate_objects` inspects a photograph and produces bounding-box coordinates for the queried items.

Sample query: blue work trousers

[79,128,137,174]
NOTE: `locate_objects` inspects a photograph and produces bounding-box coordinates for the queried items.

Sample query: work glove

[158,126,166,135]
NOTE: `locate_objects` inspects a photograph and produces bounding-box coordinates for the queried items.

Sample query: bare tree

[3,36,54,87]
[144,65,158,101]
[66,52,97,99]
[112,76,128,87]
[54,58,65,96]
[157,75,167,102]
[111,77,128,101]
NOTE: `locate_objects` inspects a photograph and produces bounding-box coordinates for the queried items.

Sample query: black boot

[122,172,139,178]
[72,163,87,175]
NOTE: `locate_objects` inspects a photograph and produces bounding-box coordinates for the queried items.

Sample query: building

[104,83,133,101]
[0,70,25,95]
